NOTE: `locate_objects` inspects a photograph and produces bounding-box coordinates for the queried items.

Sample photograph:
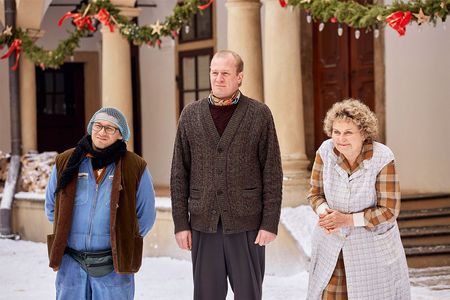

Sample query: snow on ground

[280,205,317,257]
[1,197,449,299]
[1,239,450,300]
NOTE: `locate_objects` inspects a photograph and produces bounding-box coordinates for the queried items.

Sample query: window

[178,48,214,112]
[179,5,213,43]
[36,64,80,116]
[176,2,215,115]
[35,63,86,153]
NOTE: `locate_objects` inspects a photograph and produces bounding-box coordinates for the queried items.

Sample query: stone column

[263,0,310,207]
[19,31,44,153]
[101,6,140,151]
[226,0,264,101]
[16,1,46,153]
[20,56,37,152]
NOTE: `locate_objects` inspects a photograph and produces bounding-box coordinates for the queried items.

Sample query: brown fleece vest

[47,148,147,274]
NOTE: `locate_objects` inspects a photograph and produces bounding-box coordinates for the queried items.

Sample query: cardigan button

[211,209,217,215]
[217,147,223,153]
[217,190,223,195]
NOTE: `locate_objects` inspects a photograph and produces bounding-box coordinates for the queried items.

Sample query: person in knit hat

[45,107,156,300]
[87,107,131,143]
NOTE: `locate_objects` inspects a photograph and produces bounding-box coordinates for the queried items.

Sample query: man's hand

[254,229,277,246]
[318,208,353,233]
[175,230,192,250]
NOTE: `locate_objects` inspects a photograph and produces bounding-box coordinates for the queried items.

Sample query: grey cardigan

[170,95,283,235]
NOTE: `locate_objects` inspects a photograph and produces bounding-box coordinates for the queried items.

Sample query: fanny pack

[65,247,114,277]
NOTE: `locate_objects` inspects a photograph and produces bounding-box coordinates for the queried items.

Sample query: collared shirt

[307,142,401,228]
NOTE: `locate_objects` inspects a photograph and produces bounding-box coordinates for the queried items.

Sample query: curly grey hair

[323,99,378,142]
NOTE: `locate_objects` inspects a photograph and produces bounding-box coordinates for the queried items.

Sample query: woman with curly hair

[307,99,411,299]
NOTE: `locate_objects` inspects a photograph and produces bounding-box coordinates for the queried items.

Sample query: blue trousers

[56,254,134,300]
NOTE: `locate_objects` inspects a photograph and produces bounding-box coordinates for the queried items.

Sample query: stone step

[401,197,450,211]
[404,245,450,268]
[398,195,450,268]
[400,225,450,237]
[407,253,450,268]
[402,193,450,201]
[399,207,450,220]
[402,234,450,247]
[398,215,450,228]
[409,266,450,278]
[409,266,450,289]
[404,244,450,256]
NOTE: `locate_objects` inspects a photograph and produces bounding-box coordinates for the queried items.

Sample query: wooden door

[36,63,85,153]
[313,22,374,150]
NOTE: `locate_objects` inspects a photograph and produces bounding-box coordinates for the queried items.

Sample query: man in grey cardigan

[170,50,283,300]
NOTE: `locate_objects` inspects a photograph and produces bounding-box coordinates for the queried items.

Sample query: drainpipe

[0,0,21,239]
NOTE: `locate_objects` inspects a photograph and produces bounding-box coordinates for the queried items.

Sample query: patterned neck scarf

[208,90,241,106]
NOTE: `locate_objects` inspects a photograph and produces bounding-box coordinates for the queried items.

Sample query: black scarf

[55,135,127,194]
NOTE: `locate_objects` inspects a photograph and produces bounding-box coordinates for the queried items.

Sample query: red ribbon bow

[386,11,412,36]
[96,8,114,32]
[279,0,287,7]
[198,0,214,10]
[58,12,96,32]
[1,39,22,71]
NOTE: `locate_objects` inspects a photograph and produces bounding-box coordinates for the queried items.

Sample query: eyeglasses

[92,122,118,135]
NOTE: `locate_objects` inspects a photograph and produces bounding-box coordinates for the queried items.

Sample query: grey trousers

[191,222,265,300]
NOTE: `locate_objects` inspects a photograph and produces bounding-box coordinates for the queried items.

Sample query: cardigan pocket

[234,188,262,216]
[188,189,204,214]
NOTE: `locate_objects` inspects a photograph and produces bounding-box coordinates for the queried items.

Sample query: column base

[282,157,310,207]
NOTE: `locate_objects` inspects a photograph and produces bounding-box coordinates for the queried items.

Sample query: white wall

[385,21,450,193]
[139,0,178,186]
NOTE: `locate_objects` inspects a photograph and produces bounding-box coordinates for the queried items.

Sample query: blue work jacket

[45,157,156,252]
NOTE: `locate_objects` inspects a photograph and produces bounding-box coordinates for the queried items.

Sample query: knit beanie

[87,107,130,141]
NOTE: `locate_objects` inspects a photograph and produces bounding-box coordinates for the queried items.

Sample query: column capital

[23,29,45,41]
[262,0,300,13]
[110,0,137,7]
[16,0,46,30]
[226,0,262,8]
[116,6,142,18]
[227,0,261,3]
[100,7,141,34]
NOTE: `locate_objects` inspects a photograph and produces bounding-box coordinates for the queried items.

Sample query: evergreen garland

[0,0,212,69]
[283,0,450,29]
[1,0,449,70]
